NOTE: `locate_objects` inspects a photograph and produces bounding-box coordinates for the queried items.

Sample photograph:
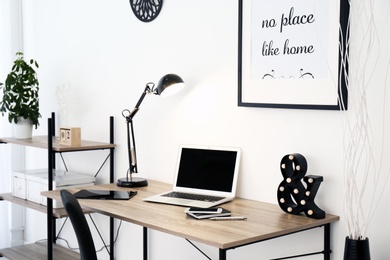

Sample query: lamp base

[117,177,148,187]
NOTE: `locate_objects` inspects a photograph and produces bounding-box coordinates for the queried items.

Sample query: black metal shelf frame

[46,114,115,260]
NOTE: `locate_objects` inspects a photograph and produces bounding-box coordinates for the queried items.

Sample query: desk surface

[42,180,339,250]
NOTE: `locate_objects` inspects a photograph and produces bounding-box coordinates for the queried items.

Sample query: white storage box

[13,169,95,208]
[12,169,51,200]
[12,171,27,199]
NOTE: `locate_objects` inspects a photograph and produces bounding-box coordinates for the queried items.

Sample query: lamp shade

[155,74,185,96]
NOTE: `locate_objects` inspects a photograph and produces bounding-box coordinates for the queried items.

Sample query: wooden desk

[42,180,339,260]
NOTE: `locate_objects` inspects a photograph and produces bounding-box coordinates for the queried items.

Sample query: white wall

[1,0,390,259]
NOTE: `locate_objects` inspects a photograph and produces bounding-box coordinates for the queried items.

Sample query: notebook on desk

[144,144,241,208]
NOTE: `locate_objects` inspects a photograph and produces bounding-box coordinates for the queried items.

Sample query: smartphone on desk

[184,207,223,214]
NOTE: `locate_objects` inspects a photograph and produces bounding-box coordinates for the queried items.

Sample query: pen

[209,216,247,221]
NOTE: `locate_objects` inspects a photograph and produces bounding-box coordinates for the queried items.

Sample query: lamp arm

[123,84,155,181]
[128,84,154,119]
[126,119,138,175]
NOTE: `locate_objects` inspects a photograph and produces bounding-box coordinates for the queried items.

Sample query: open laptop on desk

[144,144,241,208]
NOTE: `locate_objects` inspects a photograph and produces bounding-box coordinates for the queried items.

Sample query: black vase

[344,237,371,260]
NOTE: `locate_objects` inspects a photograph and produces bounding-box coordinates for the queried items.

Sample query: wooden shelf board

[0,241,79,260]
[0,193,92,218]
[0,136,115,152]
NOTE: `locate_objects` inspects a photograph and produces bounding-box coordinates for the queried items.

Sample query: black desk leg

[219,248,226,260]
[110,217,114,260]
[324,223,331,260]
[144,227,148,260]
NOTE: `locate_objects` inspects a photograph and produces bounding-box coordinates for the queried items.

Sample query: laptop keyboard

[162,191,225,202]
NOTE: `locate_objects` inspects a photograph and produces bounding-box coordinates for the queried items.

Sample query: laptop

[143,144,241,208]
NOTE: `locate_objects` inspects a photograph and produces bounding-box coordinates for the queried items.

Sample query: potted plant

[0,52,41,138]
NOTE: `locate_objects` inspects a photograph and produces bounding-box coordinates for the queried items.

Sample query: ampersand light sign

[277,153,325,219]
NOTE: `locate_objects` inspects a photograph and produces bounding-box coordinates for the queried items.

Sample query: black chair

[60,189,98,260]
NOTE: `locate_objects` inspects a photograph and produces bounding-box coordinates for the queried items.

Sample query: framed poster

[238,0,349,110]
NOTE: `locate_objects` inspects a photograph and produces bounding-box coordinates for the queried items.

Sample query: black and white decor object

[277,153,325,219]
[129,0,163,22]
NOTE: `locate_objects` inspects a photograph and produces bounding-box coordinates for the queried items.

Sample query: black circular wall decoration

[130,0,163,22]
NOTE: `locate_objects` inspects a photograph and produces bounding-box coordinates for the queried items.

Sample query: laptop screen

[176,147,239,192]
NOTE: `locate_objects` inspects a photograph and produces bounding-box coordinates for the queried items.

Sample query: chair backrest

[60,189,98,260]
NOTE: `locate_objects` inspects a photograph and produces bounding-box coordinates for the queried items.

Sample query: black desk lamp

[117,74,185,187]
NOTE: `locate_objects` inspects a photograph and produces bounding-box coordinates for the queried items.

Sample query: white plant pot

[13,118,33,139]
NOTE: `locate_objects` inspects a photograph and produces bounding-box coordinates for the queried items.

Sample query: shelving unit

[0,115,115,260]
